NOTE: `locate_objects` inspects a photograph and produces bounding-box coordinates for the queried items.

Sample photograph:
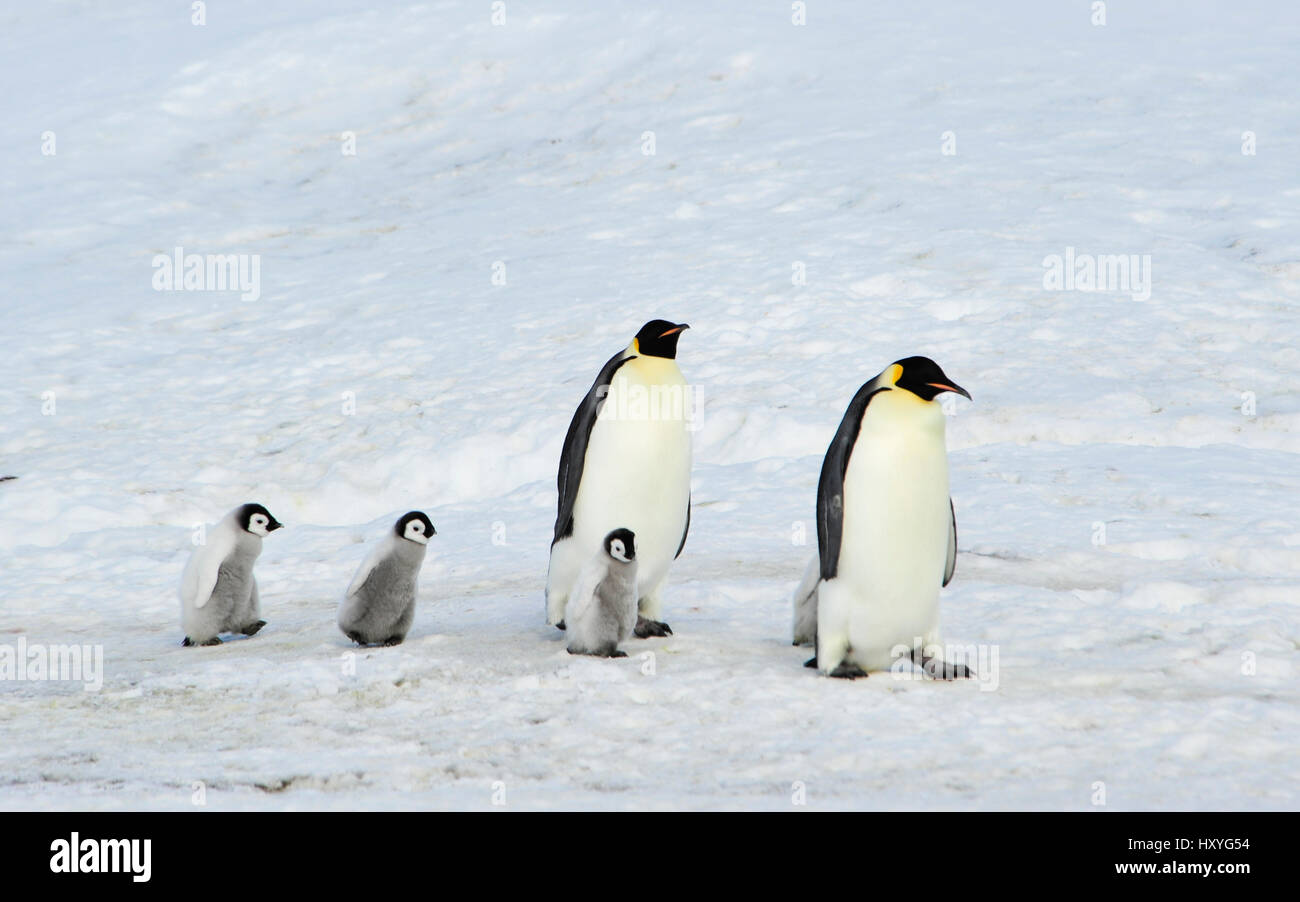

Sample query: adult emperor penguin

[180,503,282,646]
[566,528,638,657]
[338,511,435,646]
[792,357,972,679]
[547,320,692,638]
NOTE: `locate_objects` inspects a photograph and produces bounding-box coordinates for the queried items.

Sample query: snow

[1,0,1298,810]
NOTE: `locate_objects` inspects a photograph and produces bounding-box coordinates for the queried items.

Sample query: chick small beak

[659,323,689,338]
[928,382,972,401]
[268,520,284,532]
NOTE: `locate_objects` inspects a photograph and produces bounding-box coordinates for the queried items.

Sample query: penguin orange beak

[928,382,972,401]
[659,323,689,338]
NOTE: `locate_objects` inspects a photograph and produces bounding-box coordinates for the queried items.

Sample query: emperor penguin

[566,528,638,657]
[547,320,692,638]
[338,511,435,646]
[792,357,972,679]
[180,503,282,646]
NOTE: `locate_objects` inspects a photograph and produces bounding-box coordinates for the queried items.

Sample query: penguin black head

[632,320,689,359]
[603,527,636,564]
[890,356,971,403]
[239,503,283,537]
[395,511,436,546]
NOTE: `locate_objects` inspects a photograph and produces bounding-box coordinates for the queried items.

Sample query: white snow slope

[1,0,1298,810]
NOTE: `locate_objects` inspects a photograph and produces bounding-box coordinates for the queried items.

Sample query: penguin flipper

[563,558,605,638]
[674,495,690,559]
[181,525,238,611]
[791,554,820,646]
[816,380,889,581]
[552,350,634,545]
[943,497,957,587]
[345,535,392,600]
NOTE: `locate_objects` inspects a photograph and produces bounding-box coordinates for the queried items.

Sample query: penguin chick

[566,528,638,658]
[180,503,282,646]
[338,511,434,647]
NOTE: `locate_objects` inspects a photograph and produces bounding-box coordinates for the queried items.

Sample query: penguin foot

[910,649,974,680]
[634,617,672,638]
[182,636,222,647]
[828,662,868,680]
[241,620,267,637]
[609,649,628,658]
[381,636,404,647]
[923,659,973,681]
[803,656,817,669]
[344,631,368,646]
[555,620,566,631]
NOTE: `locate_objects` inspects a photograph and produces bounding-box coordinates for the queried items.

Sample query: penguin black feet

[828,661,869,680]
[344,631,367,646]
[381,636,405,647]
[803,656,817,669]
[182,636,222,647]
[634,616,673,638]
[909,649,974,680]
[555,620,566,631]
[241,620,267,637]
[923,659,973,680]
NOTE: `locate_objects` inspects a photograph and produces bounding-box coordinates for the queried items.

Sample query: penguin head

[889,357,971,403]
[604,527,636,564]
[239,503,283,537]
[395,511,436,546]
[631,320,689,359]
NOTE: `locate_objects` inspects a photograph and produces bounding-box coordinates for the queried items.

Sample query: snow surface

[1,0,1298,810]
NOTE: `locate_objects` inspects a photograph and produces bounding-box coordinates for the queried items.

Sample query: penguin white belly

[823,392,949,671]
[570,357,691,604]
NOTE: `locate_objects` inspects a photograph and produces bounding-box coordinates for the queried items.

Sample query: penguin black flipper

[552,350,634,545]
[943,498,957,587]
[674,495,690,559]
[816,379,890,581]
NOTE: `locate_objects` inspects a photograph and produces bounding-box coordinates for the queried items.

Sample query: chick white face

[607,535,635,563]
[239,504,282,537]
[403,519,430,545]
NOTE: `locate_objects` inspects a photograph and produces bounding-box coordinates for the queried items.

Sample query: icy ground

[1,1,1298,810]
